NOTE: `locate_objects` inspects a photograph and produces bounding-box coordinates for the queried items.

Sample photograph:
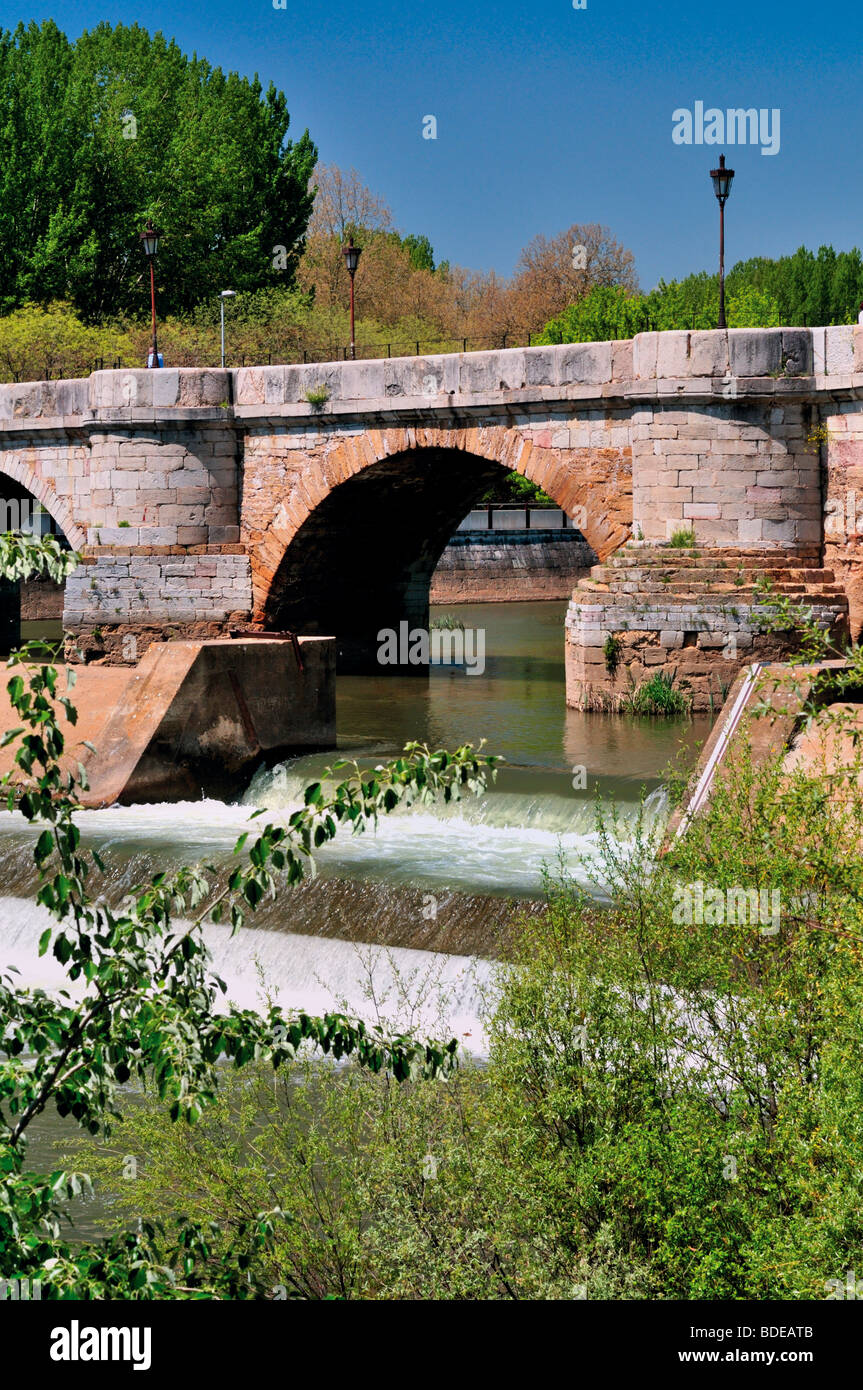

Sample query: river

[2,601,709,1224]
[1,600,710,1011]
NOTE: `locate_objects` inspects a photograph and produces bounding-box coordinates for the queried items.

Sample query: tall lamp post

[709,154,735,330]
[219,289,237,368]
[139,221,162,367]
[341,237,361,360]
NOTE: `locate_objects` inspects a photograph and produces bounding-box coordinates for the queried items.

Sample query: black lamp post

[709,154,735,330]
[341,237,361,360]
[139,221,161,367]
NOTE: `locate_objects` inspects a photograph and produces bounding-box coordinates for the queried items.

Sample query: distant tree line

[539,246,863,344]
[2,22,860,373]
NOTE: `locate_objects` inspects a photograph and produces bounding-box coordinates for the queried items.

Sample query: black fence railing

[0,332,546,384]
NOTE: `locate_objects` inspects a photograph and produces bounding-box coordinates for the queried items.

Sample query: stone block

[177,526,209,545]
[728,328,783,377]
[152,371,180,409]
[632,332,659,380]
[558,341,613,386]
[689,331,729,377]
[756,470,802,487]
[761,519,798,543]
[825,325,855,376]
[157,505,204,525]
[684,502,721,519]
[138,527,180,545]
[781,329,813,376]
[611,339,633,381]
[96,526,141,545]
[655,331,691,378]
[53,379,90,418]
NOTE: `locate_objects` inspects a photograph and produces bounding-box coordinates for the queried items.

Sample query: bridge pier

[566,545,849,712]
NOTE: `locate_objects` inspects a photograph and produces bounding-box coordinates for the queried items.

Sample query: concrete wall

[0,636,336,805]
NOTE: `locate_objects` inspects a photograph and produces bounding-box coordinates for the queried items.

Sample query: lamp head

[710,154,735,204]
[139,221,160,258]
[342,238,361,275]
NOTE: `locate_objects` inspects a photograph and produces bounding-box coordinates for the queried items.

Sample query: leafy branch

[0,534,498,1297]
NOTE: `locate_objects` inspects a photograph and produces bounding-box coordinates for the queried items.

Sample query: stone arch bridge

[1,325,861,705]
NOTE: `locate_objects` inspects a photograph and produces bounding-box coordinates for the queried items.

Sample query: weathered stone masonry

[0,326,862,701]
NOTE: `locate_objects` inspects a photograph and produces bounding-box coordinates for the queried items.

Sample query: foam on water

[0,774,667,900]
[0,894,496,1054]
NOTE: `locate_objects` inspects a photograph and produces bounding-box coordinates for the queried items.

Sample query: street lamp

[709,154,735,330]
[219,290,237,368]
[341,237,362,360]
[139,221,162,367]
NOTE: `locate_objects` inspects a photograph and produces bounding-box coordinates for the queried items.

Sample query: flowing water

[2,601,710,1229]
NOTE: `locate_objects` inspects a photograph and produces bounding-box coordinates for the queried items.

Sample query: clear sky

[3,0,861,289]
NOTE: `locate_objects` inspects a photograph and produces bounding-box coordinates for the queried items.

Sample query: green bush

[0,534,499,1299]
[623,670,691,717]
[603,632,622,677]
[72,731,863,1299]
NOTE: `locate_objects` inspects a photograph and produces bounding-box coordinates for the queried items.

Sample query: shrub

[603,632,622,677]
[0,534,498,1298]
[75,730,863,1300]
[623,670,691,717]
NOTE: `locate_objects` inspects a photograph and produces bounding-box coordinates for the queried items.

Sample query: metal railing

[456,505,579,532]
[0,332,546,383]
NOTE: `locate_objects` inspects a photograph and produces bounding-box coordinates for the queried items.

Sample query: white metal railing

[456,506,577,532]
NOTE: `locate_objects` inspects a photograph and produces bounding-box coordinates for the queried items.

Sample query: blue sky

[4,0,861,288]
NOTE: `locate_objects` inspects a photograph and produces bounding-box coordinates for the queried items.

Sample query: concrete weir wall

[0,636,335,806]
[0,326,862,704]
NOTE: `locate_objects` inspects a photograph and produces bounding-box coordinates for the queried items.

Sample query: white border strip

[673,662,764,841]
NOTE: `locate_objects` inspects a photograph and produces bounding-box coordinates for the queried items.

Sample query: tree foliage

[540,245,863,344]
[0,20,317,320]
[77,720,863,1299]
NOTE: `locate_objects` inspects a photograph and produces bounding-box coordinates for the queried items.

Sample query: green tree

[540,245,863,344]
[0,20,317,320]
[402,234,436,273]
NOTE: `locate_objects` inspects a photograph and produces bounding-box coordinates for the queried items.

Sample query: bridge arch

[244,423,632,671]
[0,463,79,654]
[0,455,85,550]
